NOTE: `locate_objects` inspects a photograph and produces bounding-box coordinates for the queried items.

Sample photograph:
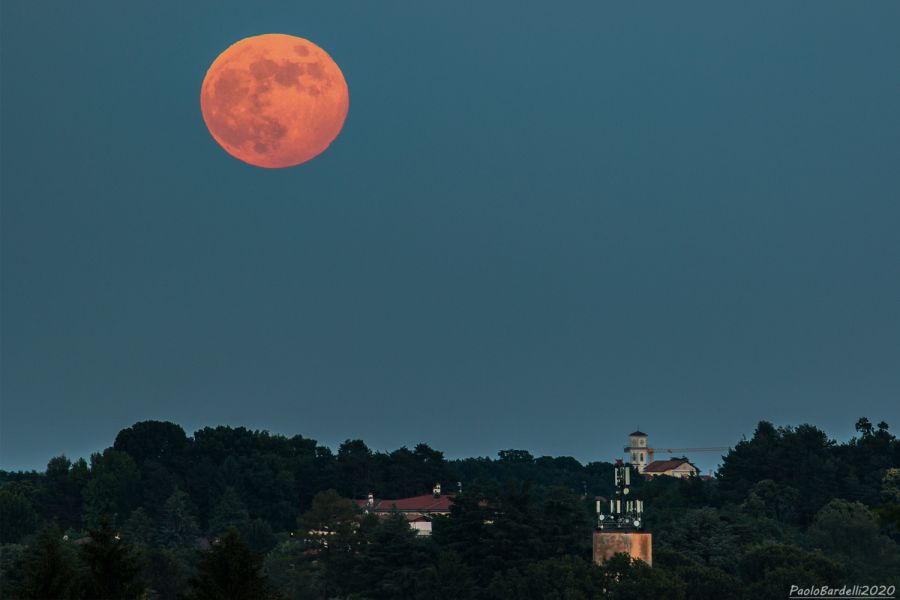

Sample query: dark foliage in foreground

[1,417,898,599]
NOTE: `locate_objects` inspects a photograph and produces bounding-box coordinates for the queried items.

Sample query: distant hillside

[1,417,898,599]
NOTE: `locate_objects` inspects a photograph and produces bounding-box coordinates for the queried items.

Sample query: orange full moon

[200,34,349,168]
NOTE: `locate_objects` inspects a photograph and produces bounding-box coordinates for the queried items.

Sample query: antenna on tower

[597,459,643,531]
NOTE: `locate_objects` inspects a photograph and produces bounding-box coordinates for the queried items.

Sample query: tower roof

[629,430,647,437]
[353,493,454,513]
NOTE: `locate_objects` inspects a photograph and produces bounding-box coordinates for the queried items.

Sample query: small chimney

[433,483,441,497]
[367,492,374,508]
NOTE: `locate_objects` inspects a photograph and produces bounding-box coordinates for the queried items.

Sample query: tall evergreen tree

[80,520,146,599]
[0,488,38,543]
[124,506,156,546]
[15,524,79,600]
[187,527,275,600]
[42,456,86,530]
[141,546,193,600]
[208,486,249,536]
[350,513,436,598]
[807,499,900,583]
[82,449,141,528]
[159,489,200,549]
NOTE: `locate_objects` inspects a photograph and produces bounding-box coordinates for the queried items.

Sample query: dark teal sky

[2,1,899,473]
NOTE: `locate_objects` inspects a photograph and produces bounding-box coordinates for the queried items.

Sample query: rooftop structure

[355,483,454,536]
[643,458,699,479]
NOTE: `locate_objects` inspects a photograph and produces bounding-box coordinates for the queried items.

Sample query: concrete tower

[624,431,649,473]
[594,458,652,566]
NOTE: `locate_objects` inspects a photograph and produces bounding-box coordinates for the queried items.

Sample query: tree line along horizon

[0,417,898,599]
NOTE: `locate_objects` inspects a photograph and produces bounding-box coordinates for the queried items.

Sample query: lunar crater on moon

[201,34,349,168]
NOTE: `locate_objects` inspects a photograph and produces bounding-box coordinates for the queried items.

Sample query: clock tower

[624,430,649,473]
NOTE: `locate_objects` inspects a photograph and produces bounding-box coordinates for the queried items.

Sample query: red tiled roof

[643,459,695,472]
[406,514,432,522]
[355,494,454,513]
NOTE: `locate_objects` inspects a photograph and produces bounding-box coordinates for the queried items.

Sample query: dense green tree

[433,481,593,590]
[806,499,900,583]
[654,548,741,600]
[287,435,323,512]
[208,485,250,535]
[498,449,535,464]
[186,527,276,600]
[80,520,146,599]
[137,460,179,518]
[882,468,900,503]
[877,498,900,543]
[381,443,454,498]
[14,524,79,599]
[215,455,244,493]
[739,542,844,599]
[432,489,490,554]
[0,488,39,543]
[416,550,476,598]
[835,419,898,505]
[718,422,847,524]
[187,427,303,531]
[454,452,613,496]
[41,456,87,530]
[740,479,801,525]
[141,546,194,600]
[297,489,375,597]
[237,518,277,554]
[114,420,190,473]
[82,449,141,528]
[656,507,741,573]
[159,489,201,549]
[539,486,592,557]
[263,539,318,600]
[433,483,533,579]
[486,555,603,600]
[239,454,297,531]
[185,456,220,526]
[350,513,436,598]
[124,506,156,546]
[600,553,687,600]
[0,543,26,598]
[114,424,186,522]
[639,475,710,532]
[298,488,360,541]
[336,439,378,499]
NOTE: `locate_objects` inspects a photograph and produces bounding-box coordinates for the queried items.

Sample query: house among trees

[625,430,724,476]
[354,483,454,536]
[642,458,699,479]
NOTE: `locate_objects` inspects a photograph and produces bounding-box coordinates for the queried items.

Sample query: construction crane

[640,447,730,466]
[648,447,729,457]
[623,431,730,473]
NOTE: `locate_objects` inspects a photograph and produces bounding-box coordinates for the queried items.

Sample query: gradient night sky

[2,1,899,473]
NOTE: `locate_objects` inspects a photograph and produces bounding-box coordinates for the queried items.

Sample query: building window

[640,453,644,461]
